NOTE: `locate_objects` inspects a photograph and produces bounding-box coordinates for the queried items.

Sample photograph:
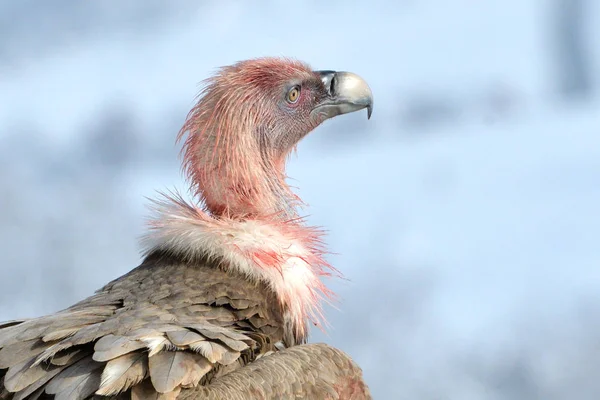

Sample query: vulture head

[178,57,373,220]
[151,57,372,340]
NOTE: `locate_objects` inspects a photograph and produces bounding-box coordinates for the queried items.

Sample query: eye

[287,86,300,103]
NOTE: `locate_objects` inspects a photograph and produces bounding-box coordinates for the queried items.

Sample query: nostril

[315,70,338,95]
[329,75,336,95]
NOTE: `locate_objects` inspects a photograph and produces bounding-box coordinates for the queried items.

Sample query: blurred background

[1,1,599,398]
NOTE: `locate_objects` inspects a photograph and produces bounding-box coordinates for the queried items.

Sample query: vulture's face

[262,67,373,156]
[202,58,373,160]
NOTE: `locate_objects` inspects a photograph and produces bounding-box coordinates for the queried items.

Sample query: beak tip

[367,105,373,120]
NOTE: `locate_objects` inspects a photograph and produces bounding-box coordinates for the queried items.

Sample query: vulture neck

[199,151,298,222]
[179,103,302,221]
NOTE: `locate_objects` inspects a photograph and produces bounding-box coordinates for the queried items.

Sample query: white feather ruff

[141,195,331,335]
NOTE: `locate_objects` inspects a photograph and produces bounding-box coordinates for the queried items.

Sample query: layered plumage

[0,57,373,399]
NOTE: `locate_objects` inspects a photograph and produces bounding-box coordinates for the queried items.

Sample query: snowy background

[1,1,599,398]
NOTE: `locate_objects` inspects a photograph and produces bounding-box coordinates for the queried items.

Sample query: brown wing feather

[0,250,285,399]
[96,352,148,396]
[45,356,103,400]
[0,340,48,370]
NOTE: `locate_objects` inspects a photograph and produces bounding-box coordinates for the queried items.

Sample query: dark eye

[287,86,300,103]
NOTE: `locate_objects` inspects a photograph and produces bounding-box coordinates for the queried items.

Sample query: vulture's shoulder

[180,343,372,400]
[0,251,285,400]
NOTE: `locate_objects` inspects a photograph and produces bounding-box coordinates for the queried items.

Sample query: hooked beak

[312,70,374,120]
